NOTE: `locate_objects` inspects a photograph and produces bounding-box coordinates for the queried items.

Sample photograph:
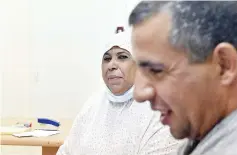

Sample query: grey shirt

[178,109,237,155]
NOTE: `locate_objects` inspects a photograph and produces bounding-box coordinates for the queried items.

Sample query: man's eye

[150,68,163,74]
[118,55,128,60]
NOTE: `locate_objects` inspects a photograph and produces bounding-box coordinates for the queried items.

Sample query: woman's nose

[108,59,118,71]
[134,70,155,103]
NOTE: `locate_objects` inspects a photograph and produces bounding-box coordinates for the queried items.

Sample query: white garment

[57,87,183,155]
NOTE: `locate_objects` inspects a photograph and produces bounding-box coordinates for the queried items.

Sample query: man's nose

[134,70,155,103]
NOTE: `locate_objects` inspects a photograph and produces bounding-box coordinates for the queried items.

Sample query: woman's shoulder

[128,100,161,125]
[76,89,106,117]
[131,100,160,115]
[85,89,106,104]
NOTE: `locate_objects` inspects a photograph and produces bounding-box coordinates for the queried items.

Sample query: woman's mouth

[108,75,123,84]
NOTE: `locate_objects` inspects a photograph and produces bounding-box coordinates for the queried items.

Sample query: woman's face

[102,46,136,95]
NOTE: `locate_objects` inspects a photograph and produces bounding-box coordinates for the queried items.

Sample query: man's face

[132,13,223,139]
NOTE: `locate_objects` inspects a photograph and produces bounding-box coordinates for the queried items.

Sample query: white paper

[13,130,60,138]
[0,126,30,135]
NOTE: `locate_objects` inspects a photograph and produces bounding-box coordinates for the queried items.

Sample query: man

[128,1,237,155]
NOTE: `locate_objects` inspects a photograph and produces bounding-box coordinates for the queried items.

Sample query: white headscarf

[102,30,132,55]
[101,30,134,103]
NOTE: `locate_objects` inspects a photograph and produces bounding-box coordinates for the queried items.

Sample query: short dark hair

[129,1,237,62]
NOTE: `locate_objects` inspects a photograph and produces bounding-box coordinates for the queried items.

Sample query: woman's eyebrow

[116,51,131,56]
[103,52,111,57]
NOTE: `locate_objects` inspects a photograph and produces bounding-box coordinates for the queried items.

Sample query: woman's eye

[118,55,128,60]
[103,57,111,62]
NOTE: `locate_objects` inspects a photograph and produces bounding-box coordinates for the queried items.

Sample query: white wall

[1,0,31,118]
[1,0,140,119]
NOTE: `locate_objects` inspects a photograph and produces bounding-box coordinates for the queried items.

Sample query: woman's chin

[109,85,123,94]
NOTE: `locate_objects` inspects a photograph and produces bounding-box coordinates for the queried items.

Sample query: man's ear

[212,43,237,85]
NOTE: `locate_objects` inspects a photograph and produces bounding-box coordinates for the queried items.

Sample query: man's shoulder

[177,123,237,155]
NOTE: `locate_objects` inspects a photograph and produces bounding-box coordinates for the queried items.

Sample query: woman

[57,31,182,155]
